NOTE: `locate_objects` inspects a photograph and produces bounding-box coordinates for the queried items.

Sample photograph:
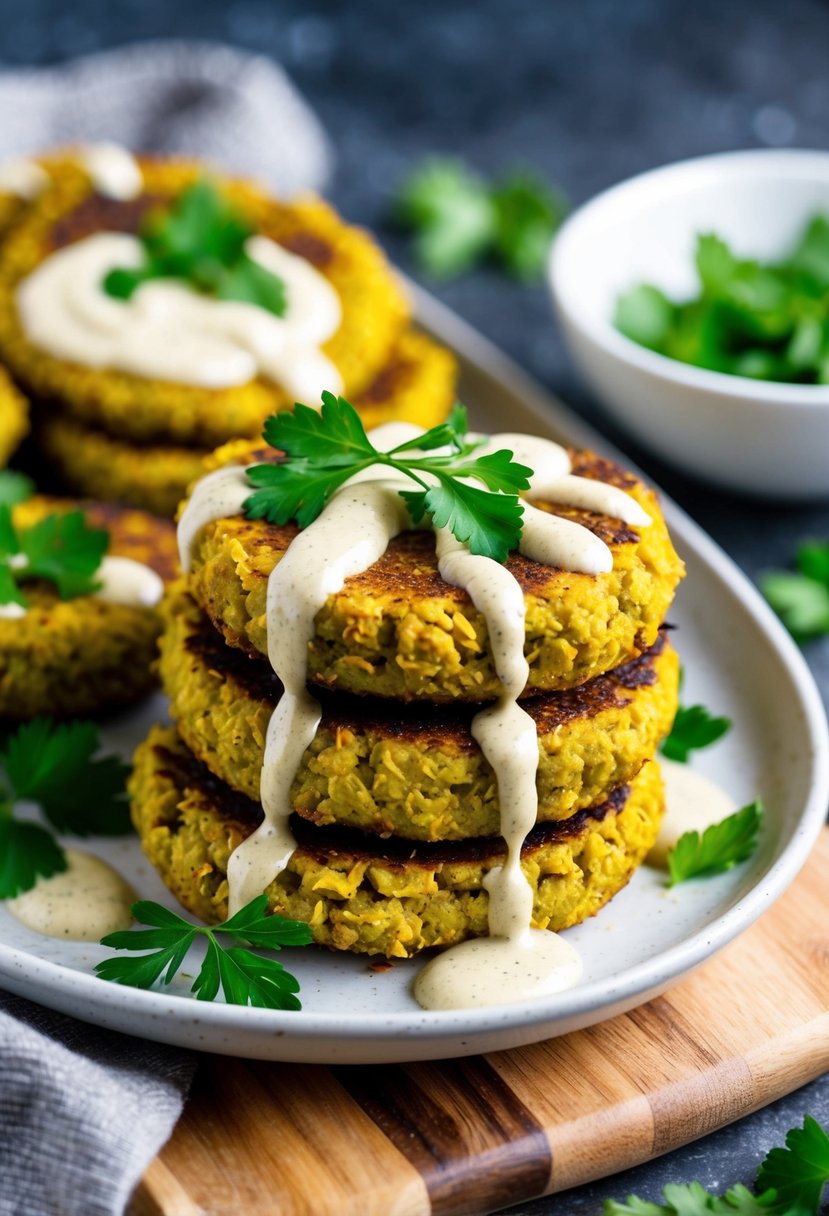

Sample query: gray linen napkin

[0,39,331,193]
[0,993,193,1216]
[0,39,332,1216]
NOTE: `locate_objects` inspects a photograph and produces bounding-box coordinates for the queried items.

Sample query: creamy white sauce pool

[7,849,135,941]
[179,424,652,1009]
[648,758,737,868]
[16,231,343,398]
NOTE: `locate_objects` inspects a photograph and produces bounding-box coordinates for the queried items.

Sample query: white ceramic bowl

[549,149,829,499]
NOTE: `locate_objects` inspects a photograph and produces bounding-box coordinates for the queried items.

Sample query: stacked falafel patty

[133,440,685,959]
[0,153,457,516]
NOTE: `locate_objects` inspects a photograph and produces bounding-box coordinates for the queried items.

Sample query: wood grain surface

[132,829,829,1216]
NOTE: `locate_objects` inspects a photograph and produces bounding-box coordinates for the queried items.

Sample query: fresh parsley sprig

[667,800,763,887]
[0,719,131,899]
[395,158,567,280]
[604,1114,829,1214]
[661,703,732,763]
[244,395,533,562]
[763,540,829,643]
[103,179,286,316]
[0,505,108,608]
[95,895,312,1010]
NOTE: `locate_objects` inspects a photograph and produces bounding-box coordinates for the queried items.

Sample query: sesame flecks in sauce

[648,758,736,869]
[6,849,135,941]
[178,424,651,1005]
[16,232,343,398]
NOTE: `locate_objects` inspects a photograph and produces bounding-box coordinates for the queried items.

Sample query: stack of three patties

[132,441,685,961]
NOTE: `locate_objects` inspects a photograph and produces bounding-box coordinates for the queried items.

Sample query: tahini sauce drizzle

[647,758,736,868]
[16,232,343,399]
[7,849,135,941]
[177,425,652,1006]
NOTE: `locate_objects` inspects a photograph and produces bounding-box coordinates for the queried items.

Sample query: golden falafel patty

[0,158,409,446]
[131,725,664,958]
[160,581,679,839]
[35,330,457,517]
[37,416,207,519]
[0,365,28,467]
[0,497,177,718]
[187,445,685,702]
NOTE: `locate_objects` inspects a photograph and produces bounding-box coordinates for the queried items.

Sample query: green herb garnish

[244,395,532,562]
[95,895,312,1010]
[660,703,732,763]
[103,179,286,316]
[395,158,567,280]
[0,505,108,608]
[667,800,763,887]
[615,218,829,384]
[604,1114,829,1214]
[763,540,829,642]
[0,470,34,508]
[0,719,131,898]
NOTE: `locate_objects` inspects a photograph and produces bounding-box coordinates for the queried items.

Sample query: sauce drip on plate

[7,849,135,941]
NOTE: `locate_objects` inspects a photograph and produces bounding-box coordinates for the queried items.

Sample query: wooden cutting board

[131,829,829,1216]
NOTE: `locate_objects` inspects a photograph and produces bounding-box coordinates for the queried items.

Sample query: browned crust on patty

[151,738,633,867]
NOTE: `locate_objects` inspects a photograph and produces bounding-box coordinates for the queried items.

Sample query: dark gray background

[4,1,828,1210]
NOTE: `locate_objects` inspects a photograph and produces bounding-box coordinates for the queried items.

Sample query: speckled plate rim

[0,284,826,1063]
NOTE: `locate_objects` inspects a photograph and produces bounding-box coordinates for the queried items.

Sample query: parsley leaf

[0,820,67,900]
[667,800,763,886]
[604,1181,779,1213]
[1,719,131,836]
[604,1115,829,1215]
[245,394,532,562]
[0,506,108,607]
[755,1116,829,1214]
[491,170,568,280]
[103,179,286,317]
[0,718,131,899]
[661,703,732,763]
[614,216,829,384]
[763,541,829,642]
[96,895,312,1010]
[395,158,566,280]
[0,470,34,508]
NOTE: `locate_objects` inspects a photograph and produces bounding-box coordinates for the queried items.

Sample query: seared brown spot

[153,740,632,867]
[81,499,178,582]
[278,231,333,267]
[357,353,414,405]
[50,195,163,249]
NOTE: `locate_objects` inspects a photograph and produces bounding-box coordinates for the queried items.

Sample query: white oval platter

[0,286,826,1064]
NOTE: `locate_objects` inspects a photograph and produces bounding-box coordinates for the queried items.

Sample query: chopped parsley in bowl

[615,216,829,385]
